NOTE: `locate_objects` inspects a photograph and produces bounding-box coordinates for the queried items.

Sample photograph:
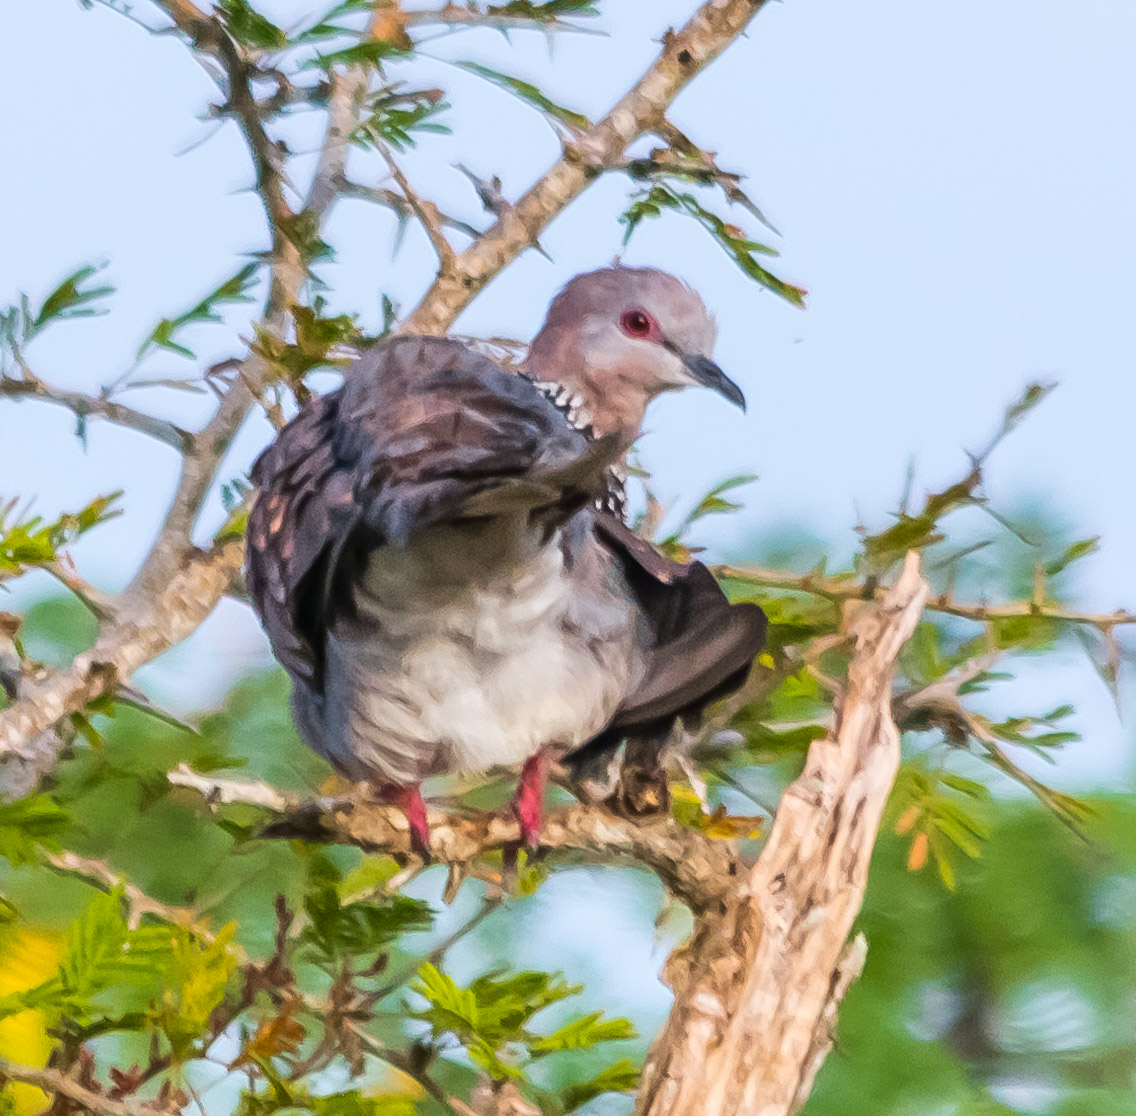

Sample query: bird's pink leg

[511,748,553,849]
[377,782,431,859]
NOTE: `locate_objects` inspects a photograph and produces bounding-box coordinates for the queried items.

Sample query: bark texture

[635,552,928,1116]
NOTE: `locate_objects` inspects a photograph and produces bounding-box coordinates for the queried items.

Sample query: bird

[245,266,767,856]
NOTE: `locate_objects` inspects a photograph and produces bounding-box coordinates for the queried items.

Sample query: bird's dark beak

[682,353,746,411]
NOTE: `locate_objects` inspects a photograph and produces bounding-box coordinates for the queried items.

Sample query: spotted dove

[246,267,767,853]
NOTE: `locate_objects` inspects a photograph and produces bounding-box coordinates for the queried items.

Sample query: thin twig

[372,895,503,1001]
[380,147,457,272]
[0,1057,167,1116]
[0,373,193,452]
[716,564,1136,629]
[340,180,481,238]
[41,561,117,622]
[42,850,206,934]
[402,6,600,34]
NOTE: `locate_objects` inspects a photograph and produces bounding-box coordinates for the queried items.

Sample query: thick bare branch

[166,764,735,911]
[636,553,928,1116]
[307,69,366,217]
[0,541,243,771]
[399,0,771,335]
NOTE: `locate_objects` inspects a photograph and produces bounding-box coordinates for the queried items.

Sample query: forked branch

[0,0,774,768]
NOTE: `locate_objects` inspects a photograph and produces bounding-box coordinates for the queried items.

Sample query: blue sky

[1,0,1134,786]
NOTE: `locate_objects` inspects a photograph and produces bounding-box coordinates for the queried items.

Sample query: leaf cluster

[0,887,237,1046]
[137,264,259,362]
[412,962,637,1112]
[621,183,805,306]
[0,264,113,371]
[0,494,121,581]
[253,303,363,384]
[300,852,433,966]
[352,85,450,153]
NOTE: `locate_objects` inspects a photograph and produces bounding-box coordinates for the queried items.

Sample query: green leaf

[1044,536,1100,577]
[26,264,114,339]
[290,1,371,46]
[352,86,450,152]
[927,827,957,890]
[977,381,1057,460]
[560,1059,640,1113]
[314,1092,418,1116]
[939,773,991,799]
[302,38,409,73]
[137,263,259,362]
[4,889,184,1028]
[412,962,589,1080]
[467,1035,524,1081]
[0,493,122,577]
[620,185,806,307]
[660,474,759,552]
[279,212,336,269]
[302,869,432,962]
[252,303,362,383]
[464,968,582,1040]
[159,923,240,1058]
[530,1011,637,1054]
[0,795,71,866]
[412,961,481,1036]
[237,1081,417,1116]
[217,0,287,49]
[487,0,599,19]
[456,61,590,131]
[862,468,982,571]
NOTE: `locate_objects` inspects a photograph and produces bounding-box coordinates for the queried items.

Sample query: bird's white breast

[321,517,643,783]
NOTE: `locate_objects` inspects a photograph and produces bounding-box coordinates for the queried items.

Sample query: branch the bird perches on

[170,554,928,1116]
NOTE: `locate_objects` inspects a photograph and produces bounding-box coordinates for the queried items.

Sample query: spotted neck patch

[520,372,627,520]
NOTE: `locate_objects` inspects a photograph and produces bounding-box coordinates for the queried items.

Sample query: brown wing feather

[583,513,767,735]
[245,336,620,692]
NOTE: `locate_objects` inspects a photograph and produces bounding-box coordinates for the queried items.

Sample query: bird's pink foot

[511,749,552,849]
[378,782,431,859]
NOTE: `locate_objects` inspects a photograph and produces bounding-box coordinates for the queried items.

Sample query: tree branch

[636,552,928,1116]
[399,0,771,335]
[380,147,458,272]
[340,180,481,238]
[41,849,203,933]
[717,564,1136,629]
[166,764,735,912]
[0,540,243,774]
[0,3,770,780]
[0,1057,167,1116]
[0,372,192,452]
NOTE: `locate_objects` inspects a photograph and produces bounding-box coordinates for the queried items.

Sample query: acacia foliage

[1,2,1133,1115]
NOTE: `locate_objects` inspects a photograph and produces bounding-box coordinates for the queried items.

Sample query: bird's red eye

[620,309,653,338]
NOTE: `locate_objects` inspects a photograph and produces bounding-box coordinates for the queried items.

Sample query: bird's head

[524,266,744,436]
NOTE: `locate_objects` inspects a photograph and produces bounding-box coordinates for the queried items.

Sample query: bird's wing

[590,513,768,733]
[245,336,621,690]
